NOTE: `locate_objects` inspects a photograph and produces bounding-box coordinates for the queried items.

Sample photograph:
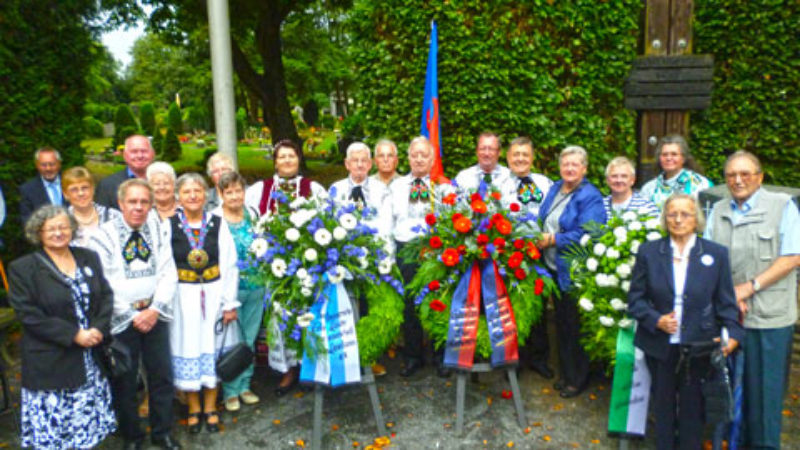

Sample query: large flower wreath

[400,187,557,359]
[245,191,405,366]
[565,210,664,365]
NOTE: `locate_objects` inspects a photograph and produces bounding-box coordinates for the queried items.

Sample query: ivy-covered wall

[692,0,799,186]
[350,0,642,185]
[0,1,92,252]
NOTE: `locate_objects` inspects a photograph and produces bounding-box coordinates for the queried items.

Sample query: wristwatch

[750,278,761,293]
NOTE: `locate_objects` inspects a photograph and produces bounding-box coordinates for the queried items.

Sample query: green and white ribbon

[608,325,651,436]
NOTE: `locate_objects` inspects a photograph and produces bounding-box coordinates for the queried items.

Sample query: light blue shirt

[706,188,800,256]
[42,175,62,206]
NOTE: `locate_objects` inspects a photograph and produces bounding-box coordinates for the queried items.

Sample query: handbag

[702,348,734,425]
[215,318,254,382]
[101,337,133,378]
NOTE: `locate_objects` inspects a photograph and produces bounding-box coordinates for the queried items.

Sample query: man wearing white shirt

[390,136,455,377]
[370,139,401,186]
[454,132,512,193]
[89,179,181,450]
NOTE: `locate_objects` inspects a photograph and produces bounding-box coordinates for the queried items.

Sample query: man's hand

[657,311,678,334]
[132,308,160,333]
[733,282,753,316]
[222,309,238,325]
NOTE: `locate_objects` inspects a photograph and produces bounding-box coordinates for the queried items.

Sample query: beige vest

[710,189,797,329]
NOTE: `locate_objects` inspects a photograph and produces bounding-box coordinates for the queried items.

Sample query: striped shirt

[604,191,660,218]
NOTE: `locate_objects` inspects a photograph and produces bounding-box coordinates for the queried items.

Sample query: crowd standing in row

[6,132,798,449]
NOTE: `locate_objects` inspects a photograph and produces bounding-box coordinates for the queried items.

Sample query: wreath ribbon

[444,260,519,370]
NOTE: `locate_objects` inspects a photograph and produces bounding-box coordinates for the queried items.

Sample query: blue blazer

[627,236,744,361]
[18,176,68,224]
[538,178,606,290]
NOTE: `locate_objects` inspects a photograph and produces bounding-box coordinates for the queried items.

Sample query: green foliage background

[349,0,642,185]
[691,0,800,186]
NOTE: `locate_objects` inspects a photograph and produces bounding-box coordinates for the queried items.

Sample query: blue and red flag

[420,20,446,183]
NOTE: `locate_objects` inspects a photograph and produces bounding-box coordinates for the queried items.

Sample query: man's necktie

[350,185,366,204]
[410,178,429,202]
[47,181,62,206]
[517,176,543,204]
[482,173,492,185]
[123,230,151,263]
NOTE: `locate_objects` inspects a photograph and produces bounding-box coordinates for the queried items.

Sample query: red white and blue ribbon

[444,260,519,370]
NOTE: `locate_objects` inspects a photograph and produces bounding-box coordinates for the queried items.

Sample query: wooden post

[635,0,695,185]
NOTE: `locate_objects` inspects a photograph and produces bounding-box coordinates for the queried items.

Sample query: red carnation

[452,212,464,222]
[510,202,521,212]
[443,193,457,205]
[476,234,490,245]
[425,213,437,226]
[491,192,502,201]
[470,192,483,202]
[491,213,504,223]
[526,242,541,260]
[442,248,461,267]
[456,244,467,255]
[429,236,443,249]
[496,219,512,235]
[493,237,506,249]
[513,239,524,250]
[430,299,447,312]
[508,251,524,269]
[471,199,488,214]
[534,278,545,295]
[480,248,490,259]
[453,217,472,233]
[428,280,441,291]
[514,268,526,280]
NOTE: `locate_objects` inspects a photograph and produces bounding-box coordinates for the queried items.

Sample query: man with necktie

[89,179,181,449]
[96,135,156,210]
[18,147,68,224]
[499,137,555,379]
[390,136,455,377]
[454,132,512,193]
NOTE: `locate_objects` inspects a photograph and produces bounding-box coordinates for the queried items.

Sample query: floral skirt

[20,354,116,449]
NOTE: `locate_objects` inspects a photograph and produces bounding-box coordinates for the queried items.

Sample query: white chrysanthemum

[296,268,308,280]
[289,211,307,228]
[629,221,643,231]
[297,312,315,328]
[301,276,314,289]
[378,258,393,275]
[304,248,318,262]
[314,228,332,246]
[579,234,591,247]
[621,280,631,292]
[339,213,357,230]
[607,248,621,259]
[358,256,368,269]
[618,318,634,329]
[593,243,607,256]
[645,218,661,230]
[599,316,615,327]
[613,227,628,242]
[579,297,594,311]
[631,240,641,255]
[617,263,632,278]
[646,231,661,241]
[272,301,283,314]
[300,287,313,297]
[285,228,301,242]
[595,273,607,287]
[621,211,638,222]
[610,298,627,311]
[250,237,268,258]
[586,257,599,272]
[606,274,620,287]
[328,265,346,284]
[271,258,287,278]
[289,197,308,210]
[332,226,347,241]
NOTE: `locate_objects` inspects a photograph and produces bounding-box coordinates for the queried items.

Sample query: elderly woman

[147,162,178,222]
[205,152,235,212]
[244,139,325,395]
[603,156,660,218]
[628,193,743,449]
[211,171,264,411]
[537,145,606,398]
[640,135,713,209]
[62,166,122,247]
[168,173,239,433]
[9,205,116,448]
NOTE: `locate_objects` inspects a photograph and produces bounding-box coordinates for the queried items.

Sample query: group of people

[7,131,798,449]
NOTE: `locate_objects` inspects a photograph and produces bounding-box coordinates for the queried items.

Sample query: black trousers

[647,345,709,450]
[111,320,174,442]
[553,290,589,387]
[397,242,425,362]
[520,296,550,367]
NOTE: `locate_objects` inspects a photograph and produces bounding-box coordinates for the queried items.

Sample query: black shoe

[205,411,220,433]
[399,359,423,377]
[559,384,586,398]
[436,366,452,378]
[529,361,555,379]
[553,379,564,391]
[122,439,143,450]
[152,435,182,449]
[187,412,202,434]
[274,375,298,397]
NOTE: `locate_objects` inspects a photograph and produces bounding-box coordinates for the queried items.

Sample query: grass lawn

[82,138,347,188]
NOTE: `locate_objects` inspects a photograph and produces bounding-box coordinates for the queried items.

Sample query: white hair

[346,142,371,159]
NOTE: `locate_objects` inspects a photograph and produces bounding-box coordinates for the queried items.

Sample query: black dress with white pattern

[20,268,116,449]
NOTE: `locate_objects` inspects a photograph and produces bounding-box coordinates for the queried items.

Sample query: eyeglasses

[41,225,71,235]
[725,171,759,181]
[665,212,694,221]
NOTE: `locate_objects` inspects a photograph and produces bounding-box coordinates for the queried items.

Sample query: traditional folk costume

[89,214,178,443]
[640,168,712,210]
[454,164,512,194]
[168,209,239,391]
[328,176,393,245]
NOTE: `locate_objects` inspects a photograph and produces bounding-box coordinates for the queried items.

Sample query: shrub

[167,102,183,135]
[162,127,182,162]
[151,126,165,157]
[112,104,140,150]
[139,101,156,136]
[82,116,104,138]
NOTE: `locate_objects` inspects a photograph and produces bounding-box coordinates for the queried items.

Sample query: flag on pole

[420,20,446,183]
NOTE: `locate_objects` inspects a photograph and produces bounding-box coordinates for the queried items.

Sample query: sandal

[187,412,202,434]
[205,411,220,433]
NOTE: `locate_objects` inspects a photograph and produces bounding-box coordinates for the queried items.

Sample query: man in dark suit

[95,135,155,209]
[18,147,68,223]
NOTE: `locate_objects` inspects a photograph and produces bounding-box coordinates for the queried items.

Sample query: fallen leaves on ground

[385,422,394,428]
[532,422,542,427]
[588,393,597,400]
[501,390,513,399]
[506,441,514,447]
[523,427,531,434]
[591,439,600,444]
[541,388,551,394]
[295,439,305,448]
[273,419,281,425]
[294,392,305,399]
[542,435,551,442]
[487,396,493,405]
[551,403,564,411]
[782,409,793,417]
[331,424,339,431]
